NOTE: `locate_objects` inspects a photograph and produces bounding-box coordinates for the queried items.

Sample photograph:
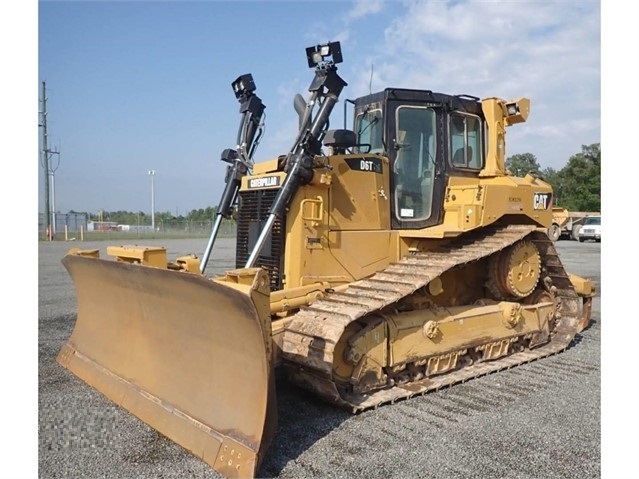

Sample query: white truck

[577,215,602,242]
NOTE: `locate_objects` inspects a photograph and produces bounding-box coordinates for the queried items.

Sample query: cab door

[386,102,445,229]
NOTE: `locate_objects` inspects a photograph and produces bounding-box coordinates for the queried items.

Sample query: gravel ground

[37,237,604,479]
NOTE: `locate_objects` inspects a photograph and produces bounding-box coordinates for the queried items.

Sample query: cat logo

[533,192,552,210]
[248,176,281,189]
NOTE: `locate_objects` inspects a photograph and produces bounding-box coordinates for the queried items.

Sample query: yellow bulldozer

[57,42,595,478]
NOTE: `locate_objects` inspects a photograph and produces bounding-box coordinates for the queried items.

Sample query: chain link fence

[39,213,236,241]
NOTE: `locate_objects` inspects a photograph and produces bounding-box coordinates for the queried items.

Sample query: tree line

[74,207,220,226]
[79,142,600,224]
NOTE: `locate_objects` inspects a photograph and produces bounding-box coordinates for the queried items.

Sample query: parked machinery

[58,42,595,478]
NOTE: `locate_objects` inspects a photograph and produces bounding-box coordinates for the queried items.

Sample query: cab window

[355,109,383,154]
[450,113,482,169]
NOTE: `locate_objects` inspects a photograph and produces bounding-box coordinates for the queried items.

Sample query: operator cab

[349,89,486,230]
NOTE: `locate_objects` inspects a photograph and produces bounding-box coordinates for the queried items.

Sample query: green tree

[540,166,559,185]
[505,153,541,177]
[539,166,561,202]
[187,207,217,222]
[556,143,600,211]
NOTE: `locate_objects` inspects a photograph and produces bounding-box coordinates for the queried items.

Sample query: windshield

[584,217,601,225]
[355,109,383,154]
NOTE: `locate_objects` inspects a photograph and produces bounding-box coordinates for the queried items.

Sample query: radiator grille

[235,188,285,291]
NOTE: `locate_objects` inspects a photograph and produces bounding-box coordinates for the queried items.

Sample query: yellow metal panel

[328,154,390,231]
[327,230,393,280]
[251,158,281,175]
[106,245,167,268]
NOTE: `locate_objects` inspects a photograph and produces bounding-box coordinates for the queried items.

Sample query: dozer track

[282,224,581,412]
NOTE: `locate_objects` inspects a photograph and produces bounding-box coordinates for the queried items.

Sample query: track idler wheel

[487,240,541,300]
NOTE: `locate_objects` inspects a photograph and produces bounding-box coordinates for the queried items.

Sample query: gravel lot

[38,237,603,479]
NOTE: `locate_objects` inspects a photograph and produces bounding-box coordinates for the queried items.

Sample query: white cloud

[341,0,600,169]
[344,0,385,22]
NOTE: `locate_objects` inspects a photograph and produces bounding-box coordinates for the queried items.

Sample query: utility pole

[39,81,60,240]
[50,145,61,237]
[40,81,51,239]
[148,170,156,230]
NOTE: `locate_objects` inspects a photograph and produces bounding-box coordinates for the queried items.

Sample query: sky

[33,0,603,217]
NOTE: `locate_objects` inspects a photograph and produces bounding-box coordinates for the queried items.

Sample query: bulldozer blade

[57,253,276,479]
